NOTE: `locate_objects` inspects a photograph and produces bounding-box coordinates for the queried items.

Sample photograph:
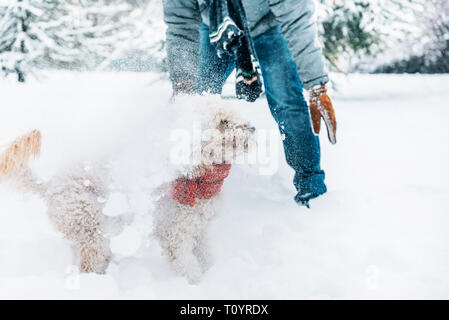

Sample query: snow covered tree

[373,0,449,73]
[0,0,135,81]
[317,0,379,70]
[98,0,167,72]
[33,0,135,70]
[316,0,424,72]
[421,0,449,72]
[63,0,135,70]
[0,0,46,82]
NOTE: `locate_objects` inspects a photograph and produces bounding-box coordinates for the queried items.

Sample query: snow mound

[1,72,449,299]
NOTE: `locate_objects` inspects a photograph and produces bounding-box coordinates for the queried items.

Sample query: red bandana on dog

[171,164,232,207]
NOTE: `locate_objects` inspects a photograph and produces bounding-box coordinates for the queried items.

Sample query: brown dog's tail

[0,130,42,183]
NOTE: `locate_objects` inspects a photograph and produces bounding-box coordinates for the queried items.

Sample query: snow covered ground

[0,72,448,299]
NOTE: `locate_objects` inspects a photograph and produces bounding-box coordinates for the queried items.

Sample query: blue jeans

[197,24,326,200]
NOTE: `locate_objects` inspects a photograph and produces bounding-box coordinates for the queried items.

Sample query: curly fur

[153,98,255,283]
[11,163,113,274]
[153,194,217,283]
[0,97,254,280]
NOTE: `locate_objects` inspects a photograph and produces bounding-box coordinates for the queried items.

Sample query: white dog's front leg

[193,232,213,274]
[193,198,218,273]
[77,237,112,274]
[170,239,204,284]
[154,197,205,284]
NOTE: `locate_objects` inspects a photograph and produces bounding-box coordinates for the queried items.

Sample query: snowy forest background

[0,0,448,82]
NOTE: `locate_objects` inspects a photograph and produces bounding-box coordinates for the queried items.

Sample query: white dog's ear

[0,130,41,182]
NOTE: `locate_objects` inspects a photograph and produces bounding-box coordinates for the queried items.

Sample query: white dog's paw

[172,253,204,284]
[193,241,214,273]
[184,265,204,285]
[78,245,112,275]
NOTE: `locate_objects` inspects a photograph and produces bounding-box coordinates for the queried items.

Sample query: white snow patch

[103,192,129,217]
[110,226,142,257]
[1,71,449,299]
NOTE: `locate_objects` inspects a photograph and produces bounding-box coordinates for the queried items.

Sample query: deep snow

[0,72,448,299]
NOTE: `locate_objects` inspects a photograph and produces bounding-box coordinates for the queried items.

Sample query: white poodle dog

[0,97,255,282]
[152,97,256,283]
[0,131,115,274]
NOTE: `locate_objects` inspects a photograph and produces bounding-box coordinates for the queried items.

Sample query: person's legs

[253,26,326,203]
[197,23,235,94]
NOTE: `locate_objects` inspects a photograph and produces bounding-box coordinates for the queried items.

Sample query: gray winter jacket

[163,0,328,90]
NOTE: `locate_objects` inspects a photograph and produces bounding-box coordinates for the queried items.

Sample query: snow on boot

[295,194,311,209]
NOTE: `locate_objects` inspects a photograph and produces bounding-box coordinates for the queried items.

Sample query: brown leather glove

[309,84,337,144]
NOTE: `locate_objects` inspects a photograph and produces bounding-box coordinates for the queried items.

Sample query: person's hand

[309,84,337,144]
